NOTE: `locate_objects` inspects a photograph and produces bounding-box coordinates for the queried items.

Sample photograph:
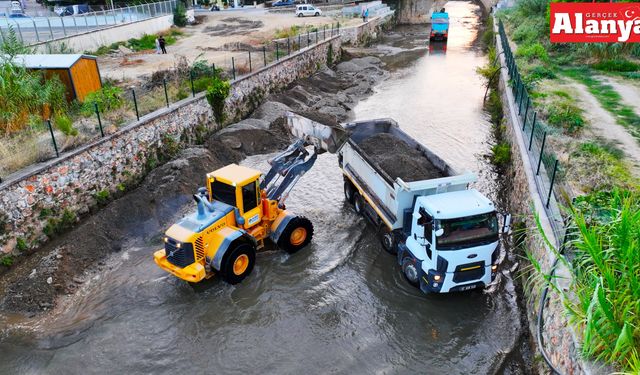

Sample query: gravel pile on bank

[359,133,445,182]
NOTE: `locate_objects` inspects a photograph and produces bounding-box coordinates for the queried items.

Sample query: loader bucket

[285,112,350,154]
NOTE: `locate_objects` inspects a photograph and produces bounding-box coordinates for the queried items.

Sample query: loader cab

[207,164,263,229]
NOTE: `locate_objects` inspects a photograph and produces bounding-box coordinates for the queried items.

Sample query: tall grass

[533,190,640,372]
[0,28,67,135]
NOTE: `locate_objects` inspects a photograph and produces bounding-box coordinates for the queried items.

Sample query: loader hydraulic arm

[260,112,350,206]
[261,140,318,204]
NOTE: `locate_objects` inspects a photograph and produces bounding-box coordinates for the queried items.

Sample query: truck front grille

[452,261,485,283]
[165,241,195,268]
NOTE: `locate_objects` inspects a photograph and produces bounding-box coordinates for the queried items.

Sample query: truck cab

[430,11,449,41]
[399,190,500,293]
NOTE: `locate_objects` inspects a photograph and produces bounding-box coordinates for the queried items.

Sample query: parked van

[296,4,321,17]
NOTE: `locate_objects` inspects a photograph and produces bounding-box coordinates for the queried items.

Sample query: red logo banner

[550,2,640,43]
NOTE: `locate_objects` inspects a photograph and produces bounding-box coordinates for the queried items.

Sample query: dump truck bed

[340,119,476,230]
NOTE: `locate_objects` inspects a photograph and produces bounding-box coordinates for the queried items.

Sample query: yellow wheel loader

[153,113,348,285]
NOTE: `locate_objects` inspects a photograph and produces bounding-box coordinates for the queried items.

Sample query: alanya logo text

[550,2,640,43]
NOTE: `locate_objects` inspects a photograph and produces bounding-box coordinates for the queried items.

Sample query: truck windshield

[436,213,498,250]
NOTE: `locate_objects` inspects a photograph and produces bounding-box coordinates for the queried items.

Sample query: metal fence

[497,20,565,244]
[0,24,341,181]
[0,0,177,46]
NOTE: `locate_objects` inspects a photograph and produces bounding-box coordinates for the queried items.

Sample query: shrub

[95,190,110,205]
[567,142,633,192]
[546,100,584,134]
[206,77,231,124]
[516,42,548,62]
[0,33,68,135]
[81,85,124,116]
[491,142,511,166]
[173,2,187,27]
[592,59,639,72]
[54,114,78,136]
[0,255,15,267]
[16,237,28,251]
[43,209,77,237]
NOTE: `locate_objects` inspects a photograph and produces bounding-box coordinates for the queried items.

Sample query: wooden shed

[14,54,102,103]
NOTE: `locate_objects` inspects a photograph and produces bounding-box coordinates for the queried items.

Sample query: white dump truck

[337,118,510,294]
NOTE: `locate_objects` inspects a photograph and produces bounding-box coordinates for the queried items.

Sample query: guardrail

[0,0,177,46]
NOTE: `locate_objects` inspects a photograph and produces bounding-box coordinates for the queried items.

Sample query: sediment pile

[359,133,445,182]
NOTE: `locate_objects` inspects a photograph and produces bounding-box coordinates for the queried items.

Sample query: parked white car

[295,4,321,17]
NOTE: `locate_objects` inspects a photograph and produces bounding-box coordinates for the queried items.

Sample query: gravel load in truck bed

[358,133,446,182]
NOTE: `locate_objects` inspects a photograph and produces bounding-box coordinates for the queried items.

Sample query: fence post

[248,50,252,72]
[315,29,318,43]
[190,70,195,96]
[72,16,78,34]
[14,21,24,43]
[546,159,559,208]
[61,17,67,36]
[46,17,54,39]
[518,83,525,115]
[0,27,4,44]
[307,30,310,47]
[211,63,216,77]
[33,19,41,42]
[287,38,290,55]
[528,112,537,150]
[275,43,279,61]
[536,132,547,175]
[163,79,169,107]
[132,88,140,120]
[522,97,530,130]
[94,103,104,137]
[94,12,99,28]
[263,46,266,66]
[231,56,236,79]
[298,34,301,50]
[331,23,334,37]
[323,24,326,39]
[47,120,60,157]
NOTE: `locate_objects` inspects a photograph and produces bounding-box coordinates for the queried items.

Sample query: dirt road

[99,9,361,82]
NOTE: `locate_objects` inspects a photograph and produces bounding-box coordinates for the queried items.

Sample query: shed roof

[10,54,96,69]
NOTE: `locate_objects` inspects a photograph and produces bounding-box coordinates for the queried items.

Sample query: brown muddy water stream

[0,2,530,374]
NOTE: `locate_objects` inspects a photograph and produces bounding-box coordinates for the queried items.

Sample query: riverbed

[0,2,529,373]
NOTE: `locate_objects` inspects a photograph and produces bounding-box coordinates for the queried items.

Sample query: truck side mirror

[435,228,444,237]
[502,214,512,234]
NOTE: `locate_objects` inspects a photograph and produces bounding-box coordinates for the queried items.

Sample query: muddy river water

[0,2,528,374]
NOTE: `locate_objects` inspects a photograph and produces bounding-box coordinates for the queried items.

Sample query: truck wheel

[297,13,303,17]
[344,180,355,204]
[221,242,256,285]
[278,216,314,254]
[402,258,419,287]
[380,228,396,255]
[314,12,319,16]
[354,192,365,215]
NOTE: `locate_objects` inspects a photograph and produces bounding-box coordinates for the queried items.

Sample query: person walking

[159,36,167,54]
[155,37,161,54]
[361,7,366,22]
[364,8,369,22]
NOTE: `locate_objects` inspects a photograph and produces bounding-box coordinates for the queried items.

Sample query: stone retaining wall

[0,34,343,255]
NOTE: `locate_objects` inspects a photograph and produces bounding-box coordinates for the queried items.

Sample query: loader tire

[354,192,364,215]
[278,216,314,254]
[221,242,256,285]
[402,258,419,288]
[344,180,355,204]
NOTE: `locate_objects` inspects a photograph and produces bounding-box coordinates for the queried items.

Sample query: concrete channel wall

[0,14,393,256]
[0,35,341,254]
[493,20,601,375]
[33,15,173,53]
